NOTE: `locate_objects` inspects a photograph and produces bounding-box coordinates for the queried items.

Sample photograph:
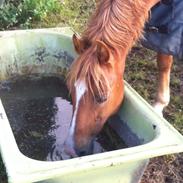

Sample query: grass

[0,0,63,30]
[0,0,95,31]
[30,0,96,33]
[0,0,183,182]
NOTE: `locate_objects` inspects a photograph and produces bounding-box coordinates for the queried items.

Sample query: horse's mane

[83,0,149,49]
[67,0,149,95]
[67,45,110,97]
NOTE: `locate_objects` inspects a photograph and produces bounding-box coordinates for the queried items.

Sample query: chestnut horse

[64,0,170,157]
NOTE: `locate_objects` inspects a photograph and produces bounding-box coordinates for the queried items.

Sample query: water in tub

[0,75,136,161]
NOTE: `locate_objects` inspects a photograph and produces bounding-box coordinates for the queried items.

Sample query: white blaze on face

[65,79,87,151]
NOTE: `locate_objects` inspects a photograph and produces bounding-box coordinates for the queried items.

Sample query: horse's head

[65,34,125,157]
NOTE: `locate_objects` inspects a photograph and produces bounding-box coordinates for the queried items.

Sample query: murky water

[0,75,128,161]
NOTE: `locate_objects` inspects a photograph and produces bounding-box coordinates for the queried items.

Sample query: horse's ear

[96,40,110,64]
[73,34,86,54]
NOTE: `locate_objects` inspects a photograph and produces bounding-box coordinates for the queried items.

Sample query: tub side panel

[117,89,156,144]
[35,160,148,183]
[0,32,76,80]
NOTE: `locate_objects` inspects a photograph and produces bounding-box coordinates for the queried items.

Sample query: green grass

[0,0,95,31]
[31,0,96,32]
[0,0,63,30]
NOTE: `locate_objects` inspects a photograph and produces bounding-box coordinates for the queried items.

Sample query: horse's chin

[63,144,78,159]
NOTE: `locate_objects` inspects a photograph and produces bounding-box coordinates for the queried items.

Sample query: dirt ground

[141,154,183,183]
[125,45,183,183]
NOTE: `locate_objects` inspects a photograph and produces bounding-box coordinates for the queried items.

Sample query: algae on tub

[0,28,183,183]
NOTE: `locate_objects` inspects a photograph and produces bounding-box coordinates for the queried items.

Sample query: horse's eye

[95,94,107,103]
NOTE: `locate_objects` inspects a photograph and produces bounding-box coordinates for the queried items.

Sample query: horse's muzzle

[75,140,94,157]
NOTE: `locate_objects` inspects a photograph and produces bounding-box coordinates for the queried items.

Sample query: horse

[64,0,168,157]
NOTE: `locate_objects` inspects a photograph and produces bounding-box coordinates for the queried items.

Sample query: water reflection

[47,97,73,161]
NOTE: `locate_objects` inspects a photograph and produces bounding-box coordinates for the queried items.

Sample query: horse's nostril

[76,148,92,157]
[75,149,88,157]
[79,151,87,156]
[75,140,94,157]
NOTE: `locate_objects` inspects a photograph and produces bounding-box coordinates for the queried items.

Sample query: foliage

[58,0,95,31]
[0,0,63,30]
[30,0,96,31]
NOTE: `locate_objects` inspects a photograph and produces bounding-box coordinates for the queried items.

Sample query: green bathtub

[0,27,183,183]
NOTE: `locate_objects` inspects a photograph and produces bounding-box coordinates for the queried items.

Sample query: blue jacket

[142,0,183,59]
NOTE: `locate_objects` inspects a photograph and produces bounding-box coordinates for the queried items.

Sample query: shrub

[0,0,62,30]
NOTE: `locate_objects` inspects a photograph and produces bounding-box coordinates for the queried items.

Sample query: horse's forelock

[67,47,111,98]
[67,0,150,98]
